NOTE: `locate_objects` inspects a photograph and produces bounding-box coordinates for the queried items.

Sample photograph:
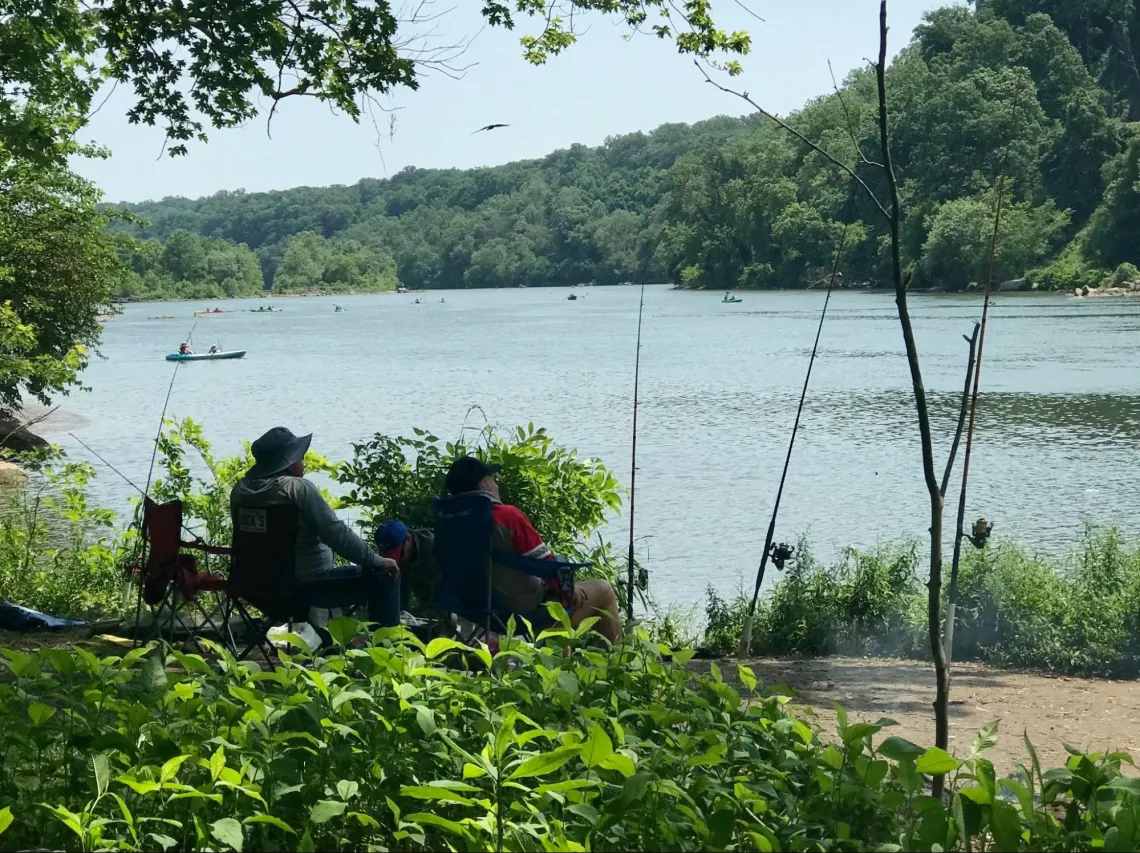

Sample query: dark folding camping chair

[427,493,591,645]
[225,503,310,668]
[132,498,232,652]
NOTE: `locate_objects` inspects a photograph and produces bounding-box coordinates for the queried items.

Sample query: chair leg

[232,600,276,671]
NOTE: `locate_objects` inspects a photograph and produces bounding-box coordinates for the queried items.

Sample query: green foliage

[336,422,628,595]
[108,2,1140,293]
[272,232,397,294]
[1103,262,1140,288]
[110,230,264,300]
[699,585,751,657]
[0,161,118,410]
[1086,136,1140,269]
[709,529,1140,680]
[920,194,1068,288]
[953,527,1140,677]
[2,0,749,165]
[0,629,1136,851]
[0,453,123,618]
[747,541,928,659]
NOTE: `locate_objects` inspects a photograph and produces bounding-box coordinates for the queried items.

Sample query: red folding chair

[131,498,233,652]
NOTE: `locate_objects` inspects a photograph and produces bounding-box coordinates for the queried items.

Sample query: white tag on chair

[237,507,267,533]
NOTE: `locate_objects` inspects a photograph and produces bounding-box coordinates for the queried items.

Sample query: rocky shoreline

[1072,281,1140,298]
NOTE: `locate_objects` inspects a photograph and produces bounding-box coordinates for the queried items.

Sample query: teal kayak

[722,298,743,303]
[165,350,246,362]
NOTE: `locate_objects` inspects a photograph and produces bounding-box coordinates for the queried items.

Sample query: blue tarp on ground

[0,601,86,632]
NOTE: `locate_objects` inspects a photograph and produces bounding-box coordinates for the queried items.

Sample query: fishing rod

[943,152,1010,660]
[127,319,197,635]
[627,283,646,621]
[142,320,197,501]
[737,223,851,658]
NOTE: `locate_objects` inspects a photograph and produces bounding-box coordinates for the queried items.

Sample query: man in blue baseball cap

[374,519,437,612]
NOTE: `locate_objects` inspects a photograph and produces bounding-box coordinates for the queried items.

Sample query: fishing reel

[768,541,795,571]
[965,518,994,550]
[636,567,649,591]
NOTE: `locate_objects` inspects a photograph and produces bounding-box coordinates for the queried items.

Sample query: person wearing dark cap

[230,427,401,627]
[374,519,437,611]
[444,455,621,643]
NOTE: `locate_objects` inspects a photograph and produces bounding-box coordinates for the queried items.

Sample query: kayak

[194,310,230,316]
[249,308,281,313]
[165,350,247,362]
[722,298,743,303]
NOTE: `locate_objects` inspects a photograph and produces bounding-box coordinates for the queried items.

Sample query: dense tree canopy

[0,163,117,410]
[0,0,749,165]
[111,0,1140,295]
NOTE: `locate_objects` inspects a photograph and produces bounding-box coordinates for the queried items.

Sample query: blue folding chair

[427,493,591,643]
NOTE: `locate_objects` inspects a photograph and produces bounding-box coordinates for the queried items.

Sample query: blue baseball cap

[374,520,408,562]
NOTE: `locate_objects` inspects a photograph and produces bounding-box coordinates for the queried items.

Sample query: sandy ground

[702,656,1140,773]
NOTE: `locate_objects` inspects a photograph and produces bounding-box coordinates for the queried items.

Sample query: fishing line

[69,432,200,540]
[627,283,646,621]
[943,149,1010,659]
[142,320,197,501]
[737,221,851,658]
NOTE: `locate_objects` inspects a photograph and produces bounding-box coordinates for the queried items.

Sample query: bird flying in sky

[472,124,510,134]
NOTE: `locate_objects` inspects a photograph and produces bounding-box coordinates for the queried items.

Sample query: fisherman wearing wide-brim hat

[231,426,400,626]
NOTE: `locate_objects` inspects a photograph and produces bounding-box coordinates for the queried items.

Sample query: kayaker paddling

[179,342,194,355]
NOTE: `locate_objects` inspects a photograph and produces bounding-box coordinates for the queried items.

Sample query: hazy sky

[75,0,953,203]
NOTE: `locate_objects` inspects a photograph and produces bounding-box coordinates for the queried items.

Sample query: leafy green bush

[336,422,630,598]
[0,456,124,618]
[1,621,1137,852]
[954,527,1140,677]
[713,528,1140,680]
[1100,261,1140,288]
[700,584,751,657]
[747,541,927,659]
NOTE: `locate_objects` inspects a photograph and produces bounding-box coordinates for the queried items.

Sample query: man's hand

[377,557,399,578]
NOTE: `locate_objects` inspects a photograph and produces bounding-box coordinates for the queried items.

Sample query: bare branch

[828,59,881,168]
[731,0,765,24]
[695,59,890,222]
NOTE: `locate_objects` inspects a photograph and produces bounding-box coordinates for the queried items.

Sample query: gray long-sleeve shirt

[230,474,384,583]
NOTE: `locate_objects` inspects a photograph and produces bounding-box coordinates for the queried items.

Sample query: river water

[36,286,1140,609]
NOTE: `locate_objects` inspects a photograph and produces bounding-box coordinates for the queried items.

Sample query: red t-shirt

[491,503,553,560]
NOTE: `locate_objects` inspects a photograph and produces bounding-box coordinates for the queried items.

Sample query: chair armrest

[491,549,591,581]
[182,539,233,557]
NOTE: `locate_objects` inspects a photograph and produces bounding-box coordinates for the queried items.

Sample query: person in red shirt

[445,455,621,643]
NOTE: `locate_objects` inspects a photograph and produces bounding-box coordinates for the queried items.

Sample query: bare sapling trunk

[872,0,951,797]
[698,0,962,797]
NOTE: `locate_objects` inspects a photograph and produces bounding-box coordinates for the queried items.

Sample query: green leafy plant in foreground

[0,613,1137,852]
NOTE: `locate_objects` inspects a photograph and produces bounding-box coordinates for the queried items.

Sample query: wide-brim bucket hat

[247,427,312,479]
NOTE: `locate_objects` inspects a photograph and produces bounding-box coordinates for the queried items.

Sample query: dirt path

[704,656,1140,773]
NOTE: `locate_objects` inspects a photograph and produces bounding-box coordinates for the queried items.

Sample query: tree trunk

[874,0,950,797]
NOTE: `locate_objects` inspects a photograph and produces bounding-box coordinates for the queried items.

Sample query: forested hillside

[109,0,1140,296]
